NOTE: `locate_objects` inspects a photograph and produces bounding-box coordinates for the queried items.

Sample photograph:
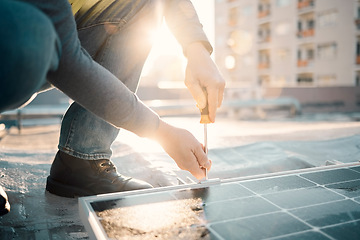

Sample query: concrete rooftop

[1,115,360,239]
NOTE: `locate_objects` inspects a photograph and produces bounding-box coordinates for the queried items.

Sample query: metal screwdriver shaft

[200,97,210,180]
[204,123,208,155]
[204,123,208,180]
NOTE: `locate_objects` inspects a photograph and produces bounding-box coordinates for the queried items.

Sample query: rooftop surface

[1,115,360,239]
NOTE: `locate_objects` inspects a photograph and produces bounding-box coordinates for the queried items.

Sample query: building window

[258,50,270,69]
[298,0,315,9]
[258,1,271,18]
[258,23,271,43]
[356,5,360,30]
[318,10,338,28]
[259,75,271,86]
[308,19,315,29]
[276,0,291,7]
[318,42,337,60]
[298,21,302,31]
[356,39,360,64]
[297,14,315,38]
[297,73,313,85]
[297,44,314,67]
[241,5,254,17]
[307,48,314,60]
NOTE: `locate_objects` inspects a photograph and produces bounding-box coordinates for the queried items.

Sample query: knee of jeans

[0,1,61,112]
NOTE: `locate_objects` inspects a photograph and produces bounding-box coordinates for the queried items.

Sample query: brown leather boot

[46,151,153,198]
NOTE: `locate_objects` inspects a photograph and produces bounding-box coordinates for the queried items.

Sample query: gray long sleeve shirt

[25,0,212,137]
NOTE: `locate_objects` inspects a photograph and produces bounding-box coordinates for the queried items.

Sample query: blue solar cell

[240,175,316,194]
[210,212,310,240]
[290,199,360,227]
[272,231,331,240]
[202,195,279,223]
[321,219,360,240]
[350,166,360,173]
[263,186,344,209]
[301,168,360,185]
[325,179,360,198]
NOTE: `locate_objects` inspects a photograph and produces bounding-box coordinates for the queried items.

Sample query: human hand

[153,120,212,180]
[185,42,225,123]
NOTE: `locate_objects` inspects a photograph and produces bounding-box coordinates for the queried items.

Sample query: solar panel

[79,163,360,240]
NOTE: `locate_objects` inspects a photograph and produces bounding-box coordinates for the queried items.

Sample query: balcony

[258,10,270,19]
[297,59,314,68]
[297,60,308,67]
[298,0,314,10]
[258,62,270,69]
[297,29,315,38]
[259,36,271,44]
[356,18,360,30]
[357,55,360,65]
[264,36,271,43]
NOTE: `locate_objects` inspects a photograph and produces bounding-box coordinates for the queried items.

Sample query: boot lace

[99,160,116,173]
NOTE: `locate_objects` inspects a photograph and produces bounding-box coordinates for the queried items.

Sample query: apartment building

[215,0,360,111]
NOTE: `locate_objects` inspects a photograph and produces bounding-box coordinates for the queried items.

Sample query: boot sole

[46,176,91,198]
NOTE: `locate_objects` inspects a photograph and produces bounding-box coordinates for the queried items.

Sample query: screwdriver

[200,100,210,180]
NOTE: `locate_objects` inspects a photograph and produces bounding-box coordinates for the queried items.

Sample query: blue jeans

[59,0,163,159]
[0,0,61,113]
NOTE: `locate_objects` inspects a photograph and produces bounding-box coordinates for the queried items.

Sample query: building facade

[215,0,360,112]
[215,0,360,87]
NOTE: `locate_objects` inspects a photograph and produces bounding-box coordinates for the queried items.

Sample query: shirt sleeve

[34,0,160,137]
[164,0,213,56]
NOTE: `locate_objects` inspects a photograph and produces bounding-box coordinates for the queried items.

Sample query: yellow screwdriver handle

[200,89,211,124]
[200,104,211,124]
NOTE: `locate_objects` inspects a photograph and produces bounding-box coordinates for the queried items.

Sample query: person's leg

[59,0,163,160]
[0,0,60,113]
[0,0,60,215]
[46,0,164,197]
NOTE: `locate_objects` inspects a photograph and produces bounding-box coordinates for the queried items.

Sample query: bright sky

[142,0,214,76]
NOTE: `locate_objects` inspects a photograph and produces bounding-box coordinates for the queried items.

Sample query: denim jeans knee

[0,0,61,113]
[59,102,119,160]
